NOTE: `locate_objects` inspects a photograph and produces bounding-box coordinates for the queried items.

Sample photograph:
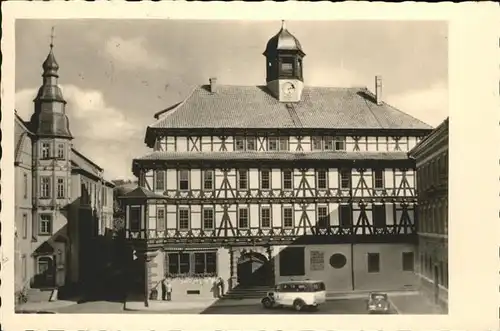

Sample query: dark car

[366,292,390,314]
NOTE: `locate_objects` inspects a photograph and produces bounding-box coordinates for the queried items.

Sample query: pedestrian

[166,280,172,301]
[217,277,225,297]
[161,279,167,301]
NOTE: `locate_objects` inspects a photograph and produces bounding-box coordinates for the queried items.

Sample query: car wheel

[293,299,305,312]
[262,297,273,309]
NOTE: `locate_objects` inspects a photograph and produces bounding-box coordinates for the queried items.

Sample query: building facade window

[282,170,293,190]
[335,137,346,151]
[311,136,322,150]
[157,207,166,231]
[402,252,414,271]
[203,170,214,190]
[235,136,245,151]
[317,206,329,227]
[178,170,190,191]
[324,137,334,150]
[202,207,214,230]
[238,207,249,228]
[167,253,190,275]
[156,170,165,191]
[373,204,386,228]
[129,207,141,231]
[57,143,65,159]
[238,169,248,190]
[340,169,351,189]
[22,213,28,239]
[178,208,190,230]
[316,170,327,189]
[39,214,52,235]
[268,137,278,151]
[246,137,256,151]
[261,206,271,228]
[194,252,217,275]
[40,177,51,199]
[283,207,294,228]
[339,205,352,228]
[23,173,28,199]
[41,142,51,159]
[260,170,270,190]
[279,137,289,151]
[22,255,27,281]
[57,178,65,199]
[373,169,384,189]
[367,253,380,273]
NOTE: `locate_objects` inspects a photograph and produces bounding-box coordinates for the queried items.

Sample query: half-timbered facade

[123,22,433,303]
[409,118,449,312]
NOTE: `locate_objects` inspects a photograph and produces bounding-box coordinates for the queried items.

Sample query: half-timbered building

[122,22,434,303]
[408,118,449,312]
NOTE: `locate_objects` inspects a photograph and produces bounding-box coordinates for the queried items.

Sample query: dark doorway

[433,265,439,304]
[34,256,56,288]
[237,252,272,286]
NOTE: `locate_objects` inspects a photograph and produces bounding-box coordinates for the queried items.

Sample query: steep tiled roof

[14,113,33,164]
[119,186,165,199]
[148,85,432,130]
[135,151,410,162]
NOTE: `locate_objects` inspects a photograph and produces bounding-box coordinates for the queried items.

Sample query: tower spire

[281,20,286,30]
[50,26,55,50]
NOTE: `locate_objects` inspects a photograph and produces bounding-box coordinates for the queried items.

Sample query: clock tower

[263,20,305,103]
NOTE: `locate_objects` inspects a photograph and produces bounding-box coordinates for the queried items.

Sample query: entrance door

[433,265,439,304]
[237,252,271,287]
[36,256,55,288]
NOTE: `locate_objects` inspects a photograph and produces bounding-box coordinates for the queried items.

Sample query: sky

[15,20,448,181]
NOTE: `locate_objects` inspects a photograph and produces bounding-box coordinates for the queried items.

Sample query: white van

[261,280,327,311]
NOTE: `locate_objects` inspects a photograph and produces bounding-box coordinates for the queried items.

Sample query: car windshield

[371,294,387,300]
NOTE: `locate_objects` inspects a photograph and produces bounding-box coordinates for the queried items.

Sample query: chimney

[209,77,217,93]
[375,75,383,105]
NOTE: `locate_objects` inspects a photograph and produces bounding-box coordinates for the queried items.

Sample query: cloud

[103,36,168,70]
[386,82,448,127]
[15,85,142,180]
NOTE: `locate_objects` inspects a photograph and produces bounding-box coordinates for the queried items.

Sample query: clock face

[282,82,295,95]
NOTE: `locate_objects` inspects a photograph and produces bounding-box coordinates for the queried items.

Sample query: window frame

[39,214,52,235]
[155,170,165,191]
[339,204,352,228]
[316,169,328,190]
[178,169,190,191]
[202,207,215,230]
[234,136,245,151]
[246,136,257,151]
[311,136,323,151]
[22,213,28,239]
[282,206,294,228]
[260,169,271,190]
[372,204,386,228]
[282,170,293,190]
[335,136,346,151]
[317,205,329,228]
[402,252,415,272]
[279,137,289,151]
[203,170,214,191]
[56,143,65,159]
[373,169,384,189]
[41,142,51,159]
[178,207,190,230]
[40,176,51,199]
[56,177,65,199]
[237,169,249,190]
[238,207,249,229]
[340,169,351,189]
[260,206,272,228]
[268,137,278,151]
[23,173,28,199]
[157,206,166,231]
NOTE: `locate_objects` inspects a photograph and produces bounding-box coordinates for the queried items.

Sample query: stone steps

[223,286,271,299]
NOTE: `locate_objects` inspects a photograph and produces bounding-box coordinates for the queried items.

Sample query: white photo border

[1,2,500,331]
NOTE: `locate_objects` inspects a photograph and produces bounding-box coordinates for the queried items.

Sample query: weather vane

[50,26,55,49]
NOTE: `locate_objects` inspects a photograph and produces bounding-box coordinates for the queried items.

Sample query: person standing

[161,279,167,301]
[166,280,172,301]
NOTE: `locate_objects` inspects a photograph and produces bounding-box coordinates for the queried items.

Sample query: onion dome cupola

[30,40,73,139]
[263,21,306,103]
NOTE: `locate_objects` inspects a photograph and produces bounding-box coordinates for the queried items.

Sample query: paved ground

[46,298,396,314]
[201,298,397,314]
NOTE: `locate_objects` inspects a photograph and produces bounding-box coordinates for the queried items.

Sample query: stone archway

[237,250,272,287]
